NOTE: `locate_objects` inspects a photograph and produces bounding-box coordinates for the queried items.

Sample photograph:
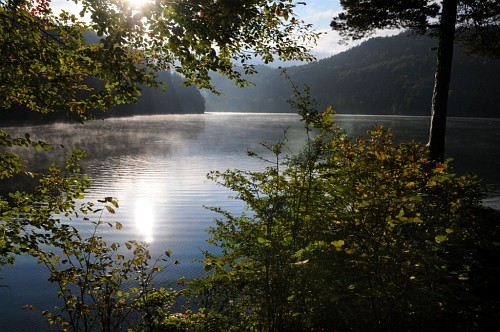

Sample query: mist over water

[1,113,499,331]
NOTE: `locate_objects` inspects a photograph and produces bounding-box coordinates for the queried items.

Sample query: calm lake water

[1,113,499,331]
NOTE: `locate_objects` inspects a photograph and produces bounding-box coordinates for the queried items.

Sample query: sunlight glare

[135,198,155,242]
[124,0,151,10]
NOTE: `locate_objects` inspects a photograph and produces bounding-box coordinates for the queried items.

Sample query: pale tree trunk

[428,0,458,162]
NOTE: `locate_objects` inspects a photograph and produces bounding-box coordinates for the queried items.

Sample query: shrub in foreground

[191,96,498,331]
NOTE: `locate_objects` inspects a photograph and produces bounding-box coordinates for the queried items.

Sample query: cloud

[293,5,349,59]
[303,9,340,24]
[311,29,355,59]
[293,2,402,59]
[310,27,403,60]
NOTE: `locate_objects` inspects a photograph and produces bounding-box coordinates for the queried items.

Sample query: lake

[1,113,499,331]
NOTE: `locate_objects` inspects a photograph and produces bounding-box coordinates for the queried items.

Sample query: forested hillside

[0,70,205,126]
[104,71,205,117]
[205,32,500,117]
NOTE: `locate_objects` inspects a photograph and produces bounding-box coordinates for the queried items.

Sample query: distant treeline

[0,70,205,126]
[206,32,500,118]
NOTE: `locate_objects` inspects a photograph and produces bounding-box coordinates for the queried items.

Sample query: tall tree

[331,0,500,161]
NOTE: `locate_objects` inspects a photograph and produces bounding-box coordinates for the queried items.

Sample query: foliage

[331,0,500,56]
[1,70,206,125]
[191,85,498,331]
[1,0,318,120]
[0,130,198,330]
[456,0,500,58]
[0,129,90,265]
[19,197,193,332]
[0,128,197,331]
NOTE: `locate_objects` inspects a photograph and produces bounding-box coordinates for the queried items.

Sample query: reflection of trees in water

[1,115,207,193]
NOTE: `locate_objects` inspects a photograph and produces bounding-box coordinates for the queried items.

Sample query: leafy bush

[34,216,186,332]
[0,130,89,265]
[191,88,497,331]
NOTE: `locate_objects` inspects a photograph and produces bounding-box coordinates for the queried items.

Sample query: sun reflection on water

[135,198,155,242]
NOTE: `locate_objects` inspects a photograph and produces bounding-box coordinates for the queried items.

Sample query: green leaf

[409,195,423,202]
[257,237,271,246]
[358,200,371,208]
[332,240,345,248]
[105,205,115,214]
[435,235,448,244]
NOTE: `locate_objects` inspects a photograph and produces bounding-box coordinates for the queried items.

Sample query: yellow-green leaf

[105,205,115,214]
[435,235,448,244]
[332,240,345,248]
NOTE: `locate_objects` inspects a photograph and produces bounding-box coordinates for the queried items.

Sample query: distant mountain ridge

[205,32,500,118]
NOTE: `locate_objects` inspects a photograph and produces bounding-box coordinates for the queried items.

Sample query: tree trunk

[427,0,458,162]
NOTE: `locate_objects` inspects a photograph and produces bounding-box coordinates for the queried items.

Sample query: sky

[295,1,401,60]
[294,0,347,59]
